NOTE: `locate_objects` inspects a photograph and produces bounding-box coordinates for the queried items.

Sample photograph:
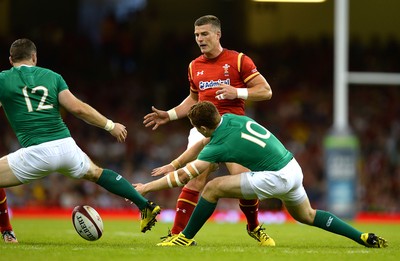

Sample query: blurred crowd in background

[0,8,399,214]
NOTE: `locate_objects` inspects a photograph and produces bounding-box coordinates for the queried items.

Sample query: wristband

[174,171,184,187]
[166,174,173,188]
[236,88,248,99]
[171,159,182,170]
[167,109,178,121]
[104,119,115,131]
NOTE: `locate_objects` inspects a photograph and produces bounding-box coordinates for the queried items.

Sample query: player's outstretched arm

[151,164,175,177]
[143,92,198,130]
[151,138,209,177]
[143,106,170,130]
[108,123,128,143]
[58,89,127,142]
[136,159,211,196]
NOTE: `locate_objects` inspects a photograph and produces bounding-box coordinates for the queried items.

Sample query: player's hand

[214,84,238,100]
[151,163,175,176]
[143,106,170,130]
[132,183,147,196]
[109,123,127,142]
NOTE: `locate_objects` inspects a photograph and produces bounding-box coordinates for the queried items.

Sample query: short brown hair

[188,101,220,129]
[194,15,221,31]
[9,38,37,63]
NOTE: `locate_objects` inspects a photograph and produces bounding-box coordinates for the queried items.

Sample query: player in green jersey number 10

[135,101,388,248]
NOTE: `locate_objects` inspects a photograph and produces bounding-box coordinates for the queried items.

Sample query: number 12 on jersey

[22,86,53,112]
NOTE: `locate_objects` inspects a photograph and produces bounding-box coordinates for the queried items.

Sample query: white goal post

[325,0,400,218]
[334,0,400,131]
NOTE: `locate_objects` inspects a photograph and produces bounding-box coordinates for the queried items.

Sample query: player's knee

[83,165,103,182]
[296,208,316,225]
[202,185,215,201]
[202,179,223,200]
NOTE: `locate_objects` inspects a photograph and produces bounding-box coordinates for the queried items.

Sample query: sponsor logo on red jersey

[199,79,231,90]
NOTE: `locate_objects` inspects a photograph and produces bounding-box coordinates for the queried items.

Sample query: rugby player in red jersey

[0,189,17,243]
[143,15,273,245]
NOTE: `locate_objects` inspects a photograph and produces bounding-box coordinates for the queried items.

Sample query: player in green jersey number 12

[0,38,160,234]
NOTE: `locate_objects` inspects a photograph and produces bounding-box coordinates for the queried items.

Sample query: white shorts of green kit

[241,158,307,206]
[7,137,91,184]
[187,127,205,149]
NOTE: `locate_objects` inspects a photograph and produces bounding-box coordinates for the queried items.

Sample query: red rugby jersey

[188,49,260,116]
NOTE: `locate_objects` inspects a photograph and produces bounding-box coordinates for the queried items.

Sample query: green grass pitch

[1,218,398,261]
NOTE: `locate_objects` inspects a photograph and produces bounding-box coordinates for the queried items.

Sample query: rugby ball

[72,205,103,241]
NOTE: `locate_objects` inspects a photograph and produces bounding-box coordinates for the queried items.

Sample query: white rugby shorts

[240,158,307,206]
[187,127,205,149]
[7,137,91,183]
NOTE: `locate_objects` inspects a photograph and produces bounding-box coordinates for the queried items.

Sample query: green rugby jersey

[198,114,293,171]
[0,65,71,147]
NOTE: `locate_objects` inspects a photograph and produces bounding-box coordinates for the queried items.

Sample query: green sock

[313,210,364,245]
[96,169,148,210]
[182,196,217,239]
